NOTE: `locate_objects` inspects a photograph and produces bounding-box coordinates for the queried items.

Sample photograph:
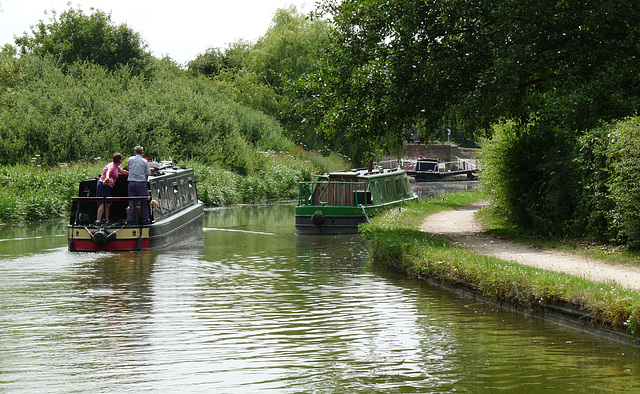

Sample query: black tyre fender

[311,210,325,226]
[92,229,109,245]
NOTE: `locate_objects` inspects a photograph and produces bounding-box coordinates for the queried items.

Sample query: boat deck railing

[70,196,151,226]
[298,180,368,207]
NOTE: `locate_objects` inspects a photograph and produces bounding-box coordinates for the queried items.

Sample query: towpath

[420,204,640,291]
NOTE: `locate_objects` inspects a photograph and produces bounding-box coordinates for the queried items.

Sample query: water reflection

[0,222,66,256]
[296,234,369,273]
[1,202,640,392]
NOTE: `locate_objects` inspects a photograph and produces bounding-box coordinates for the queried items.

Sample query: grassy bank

[360,192,640,341]
[0,150,348,223]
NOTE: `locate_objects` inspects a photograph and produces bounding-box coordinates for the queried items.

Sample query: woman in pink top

[96,153,129,224]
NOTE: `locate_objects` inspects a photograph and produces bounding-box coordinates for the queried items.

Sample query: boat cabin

[300,168,414,209]
[402,157,439,173]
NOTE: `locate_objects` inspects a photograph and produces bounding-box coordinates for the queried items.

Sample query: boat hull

[295,213,367,234]
[68,203,204,251]
[405,171,443,181]
[295,201,407,235]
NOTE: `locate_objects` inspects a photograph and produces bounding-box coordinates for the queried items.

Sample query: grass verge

[360,191,640,342]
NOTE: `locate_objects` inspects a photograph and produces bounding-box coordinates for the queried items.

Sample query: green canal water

[2,203,640,392]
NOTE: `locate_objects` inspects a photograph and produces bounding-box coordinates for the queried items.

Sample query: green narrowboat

[295,167,417,234]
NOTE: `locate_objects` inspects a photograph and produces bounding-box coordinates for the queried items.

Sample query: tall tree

[15,6,150,74]
[189,7,333,152]
[303,0,640,149]
[251,6,331,91]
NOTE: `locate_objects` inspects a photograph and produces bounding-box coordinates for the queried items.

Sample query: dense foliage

[481,117,640,248]
[15,7,150,75]
[0,53,293,170]
[574,118,640,248]
[479,121,579,236]
[0,164,94,222]
[307,0,640,143]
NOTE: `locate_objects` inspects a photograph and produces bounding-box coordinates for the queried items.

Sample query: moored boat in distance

[295,167,417,234]
[68,161,204,251]
[402,156,478,180]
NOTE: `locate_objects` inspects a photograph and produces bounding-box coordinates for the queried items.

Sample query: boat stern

[67,223,150,251]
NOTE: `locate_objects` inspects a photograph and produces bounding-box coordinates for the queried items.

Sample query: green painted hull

[295,199,413,234]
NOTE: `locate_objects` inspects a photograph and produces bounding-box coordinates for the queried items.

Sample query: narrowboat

[402,157,478,180]
[67,162,204,251]
[295,167,417,234]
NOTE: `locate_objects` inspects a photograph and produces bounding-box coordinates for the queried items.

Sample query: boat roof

[148,163,194,179]
[326,167,407,179]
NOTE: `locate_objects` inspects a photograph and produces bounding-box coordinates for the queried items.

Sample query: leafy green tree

[189,7,334,153]
[251,6,330,91]
[187,41,252,77]
[15,6,150,74]
[212,69,281,116]
[306,0,640,147]
[0,46,20,107]
[188,47,227,77]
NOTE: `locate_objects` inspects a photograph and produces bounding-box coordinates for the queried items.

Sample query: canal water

[2,202,640,392]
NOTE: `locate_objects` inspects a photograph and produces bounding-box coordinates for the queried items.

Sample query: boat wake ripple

[0,234,65,242]
[203,227,277,236]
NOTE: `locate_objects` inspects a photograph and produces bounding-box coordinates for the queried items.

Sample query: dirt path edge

[420,204,640,291]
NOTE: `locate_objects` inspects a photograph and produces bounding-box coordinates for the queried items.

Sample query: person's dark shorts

[96,181,112,203]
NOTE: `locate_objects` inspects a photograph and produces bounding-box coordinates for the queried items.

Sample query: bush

[0,54,293,169]
[576,118,640,248]
[483,116,640,249]
[607,119,640,248]
[480,119,579,236]
[574,125,616,242]
[0,163,101,223]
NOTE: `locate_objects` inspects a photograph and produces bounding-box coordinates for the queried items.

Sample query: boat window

[385,179,393,198]
[163,183,170,210]
[375,182,383,201]
[405,178,412,195]
[395,178,402,196]
[180,179,187,206]
[187,179,194,202]
[173,182,182,208]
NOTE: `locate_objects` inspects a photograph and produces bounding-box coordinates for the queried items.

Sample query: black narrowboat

[68,163,204,251]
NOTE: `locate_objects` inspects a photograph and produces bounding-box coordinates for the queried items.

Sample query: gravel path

[420,204,640,291]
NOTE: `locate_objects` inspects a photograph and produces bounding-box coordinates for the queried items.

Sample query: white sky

[0,0,313,65]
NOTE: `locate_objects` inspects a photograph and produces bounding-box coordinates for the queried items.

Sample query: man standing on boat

[127,145,151,225]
